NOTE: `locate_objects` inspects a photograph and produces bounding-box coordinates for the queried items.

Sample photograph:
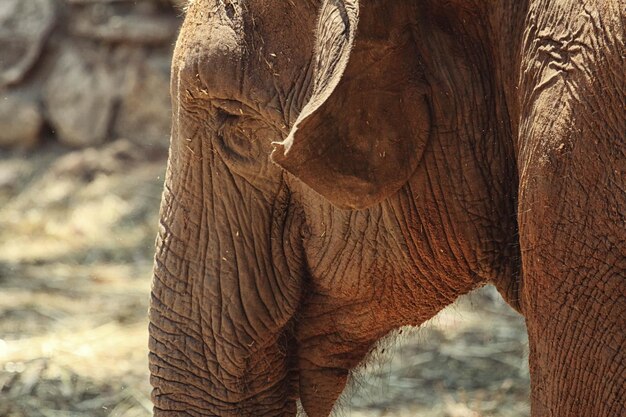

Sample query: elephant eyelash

[212,98,247,117]
[211,99,290,137]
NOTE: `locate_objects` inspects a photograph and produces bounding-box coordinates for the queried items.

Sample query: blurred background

[0,1,530,416]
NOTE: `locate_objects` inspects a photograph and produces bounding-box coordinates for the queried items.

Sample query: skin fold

[149,0,625,416]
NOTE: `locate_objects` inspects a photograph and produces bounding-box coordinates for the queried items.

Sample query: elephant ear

[271,0,429,209]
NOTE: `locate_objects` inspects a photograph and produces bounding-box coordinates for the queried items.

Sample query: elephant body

[149,1,625,416]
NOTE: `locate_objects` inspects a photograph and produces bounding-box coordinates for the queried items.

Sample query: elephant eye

[210,98,283,181]
[212,98,289,138]
[212,99,247,119]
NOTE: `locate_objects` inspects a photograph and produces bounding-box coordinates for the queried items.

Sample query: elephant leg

[519,136,625,415]
[519,164,625,416]
[518,2,625,415]
[519,188,625,417]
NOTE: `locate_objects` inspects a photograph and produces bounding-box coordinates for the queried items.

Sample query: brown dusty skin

[150,1,625,416]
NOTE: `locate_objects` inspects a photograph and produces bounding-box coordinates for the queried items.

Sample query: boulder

[43,44,119,147]
[0,92,43,149]
[0,0,56,88]
[113,54,172,150]
[71,13,179,45]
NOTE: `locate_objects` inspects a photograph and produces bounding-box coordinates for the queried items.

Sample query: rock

[71,13,179,45]
[0,92,43,149]
[43,44,119,147]
[51,139,143,181]
[113,55,172,150]
[0,0,56,88]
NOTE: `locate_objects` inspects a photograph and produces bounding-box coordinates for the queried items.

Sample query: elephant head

[150,0,626,416]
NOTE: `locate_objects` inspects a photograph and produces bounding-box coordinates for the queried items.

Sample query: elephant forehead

[172,1,244,95]
[174,0,319,113]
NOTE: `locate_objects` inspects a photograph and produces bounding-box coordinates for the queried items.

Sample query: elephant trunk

[149,88,302,414]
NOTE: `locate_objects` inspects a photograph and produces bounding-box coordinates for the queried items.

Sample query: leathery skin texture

[149,1,625,416]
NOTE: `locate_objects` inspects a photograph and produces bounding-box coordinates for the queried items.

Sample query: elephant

[148,0,625,416]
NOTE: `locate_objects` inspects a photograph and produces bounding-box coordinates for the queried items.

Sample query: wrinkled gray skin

[149,0,625,416]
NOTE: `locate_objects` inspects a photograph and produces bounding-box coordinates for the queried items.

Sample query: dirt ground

[0,141,530,417]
